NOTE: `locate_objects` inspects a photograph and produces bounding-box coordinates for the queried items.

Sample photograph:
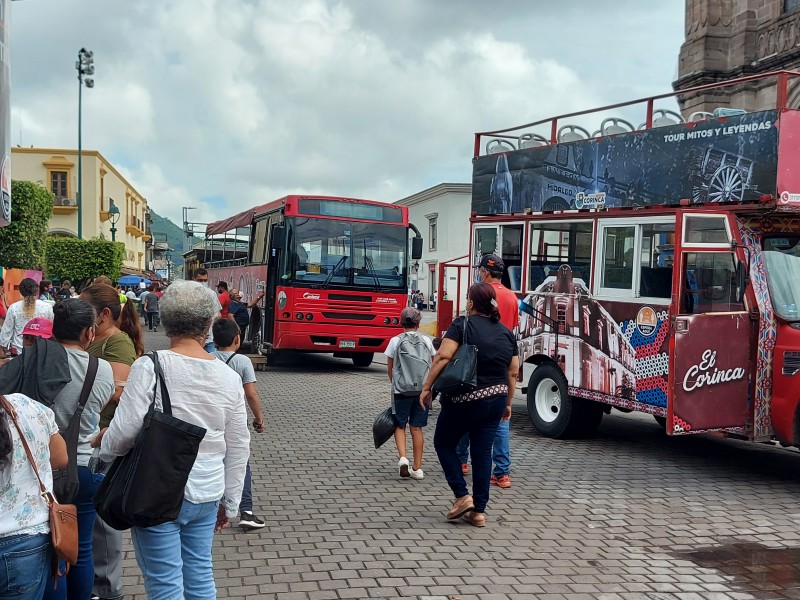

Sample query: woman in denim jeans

[96,281,249,599]
[420,283,519,527]
[0,394,68,600]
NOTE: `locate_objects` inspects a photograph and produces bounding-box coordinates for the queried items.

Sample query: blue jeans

[455,419,511,476]
[44,466,103,600]
[493,420,511,476]
[434,395,506,512]
[131,499,219,600]
[239,462,253,514]
[0,532,50,600]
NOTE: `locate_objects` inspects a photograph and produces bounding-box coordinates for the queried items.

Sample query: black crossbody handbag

[93,351,207,530]
[432,316,478,397]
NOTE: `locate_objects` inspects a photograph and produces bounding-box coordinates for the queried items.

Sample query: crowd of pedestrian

[0,253,520,598]
[0,273,267,599]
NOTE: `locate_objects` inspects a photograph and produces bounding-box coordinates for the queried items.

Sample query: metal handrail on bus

[473,70,800,156]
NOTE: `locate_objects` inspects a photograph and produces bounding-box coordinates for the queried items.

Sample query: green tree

[0,180,53,269]
[45,237,125,284]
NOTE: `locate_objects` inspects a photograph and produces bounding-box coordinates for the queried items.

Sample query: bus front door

[668,212,753,435]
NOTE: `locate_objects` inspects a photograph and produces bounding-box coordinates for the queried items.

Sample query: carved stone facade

[674,0,800,115]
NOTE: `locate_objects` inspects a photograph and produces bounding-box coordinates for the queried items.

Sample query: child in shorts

[384,307,436,480]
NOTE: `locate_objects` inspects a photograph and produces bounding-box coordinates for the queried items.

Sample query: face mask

[476,270,482,283]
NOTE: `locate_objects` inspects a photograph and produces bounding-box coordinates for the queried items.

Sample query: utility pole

[76,48,94,239]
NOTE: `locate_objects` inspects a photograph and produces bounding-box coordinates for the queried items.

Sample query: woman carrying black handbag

[93,281,249,599]
[420,283,519,527]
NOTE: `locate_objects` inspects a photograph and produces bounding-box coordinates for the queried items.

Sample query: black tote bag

[432,316,478,397]
[93,352,207,530]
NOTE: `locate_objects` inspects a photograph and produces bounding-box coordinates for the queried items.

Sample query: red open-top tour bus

[204,195,423,367]
[468,71,800,444]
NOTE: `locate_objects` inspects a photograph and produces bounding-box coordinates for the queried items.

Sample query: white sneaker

[409,467,424,480]
[398,457,410,477]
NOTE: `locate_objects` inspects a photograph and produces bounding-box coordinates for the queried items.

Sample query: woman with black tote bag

[94,281,250,599]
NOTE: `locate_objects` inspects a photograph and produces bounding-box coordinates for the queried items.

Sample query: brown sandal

[462,511,486,527]
[446,495,475,520]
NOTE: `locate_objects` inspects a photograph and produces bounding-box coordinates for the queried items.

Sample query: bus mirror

[736,260,748,303]
[411,237,423,260]
[271,225,286,251]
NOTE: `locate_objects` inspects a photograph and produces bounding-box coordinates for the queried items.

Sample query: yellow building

[11,147,151,274]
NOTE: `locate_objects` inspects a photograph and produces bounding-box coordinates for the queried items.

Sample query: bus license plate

[339,340,356,349]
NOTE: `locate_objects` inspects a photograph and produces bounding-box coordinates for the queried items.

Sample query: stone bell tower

[673,0,800,115]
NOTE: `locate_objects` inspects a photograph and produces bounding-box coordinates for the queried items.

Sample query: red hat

[22,317,53,339]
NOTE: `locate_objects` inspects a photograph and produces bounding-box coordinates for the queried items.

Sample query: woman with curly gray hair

[96,281,250,598]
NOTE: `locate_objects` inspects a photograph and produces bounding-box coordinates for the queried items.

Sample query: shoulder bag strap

[77,355,98,411]
[148,352,172,416]
[0,395,49,498]
[463,315,470,346]
[225,353,236,365]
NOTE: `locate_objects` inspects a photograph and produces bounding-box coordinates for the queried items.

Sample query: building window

[51,171,68,199]
[786,0,800,14]
[428,217,437,251]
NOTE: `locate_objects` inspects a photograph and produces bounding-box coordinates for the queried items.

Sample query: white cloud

[10,0,686,222]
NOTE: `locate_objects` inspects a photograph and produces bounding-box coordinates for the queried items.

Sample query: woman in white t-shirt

[0,278,54,357]
[0,393,67,599]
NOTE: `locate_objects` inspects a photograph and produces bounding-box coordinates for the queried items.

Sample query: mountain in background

[149,211,201,267]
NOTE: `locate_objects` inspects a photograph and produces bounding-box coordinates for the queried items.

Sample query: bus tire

[526,363,575,438]
[570,399,604,438]
[352,352,374,368]
[653,415,667,430]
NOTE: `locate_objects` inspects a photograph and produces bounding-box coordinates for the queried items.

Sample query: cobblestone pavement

[120,329,800,599]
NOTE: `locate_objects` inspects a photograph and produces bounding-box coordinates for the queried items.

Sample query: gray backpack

[392,332,432,396]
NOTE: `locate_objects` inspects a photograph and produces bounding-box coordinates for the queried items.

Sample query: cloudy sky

[11,0,685,227]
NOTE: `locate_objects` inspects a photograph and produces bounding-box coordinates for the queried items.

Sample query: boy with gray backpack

[384,307,435,479]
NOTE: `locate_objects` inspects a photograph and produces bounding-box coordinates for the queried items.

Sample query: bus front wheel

[352,352,374,368]
[526,363,602,438]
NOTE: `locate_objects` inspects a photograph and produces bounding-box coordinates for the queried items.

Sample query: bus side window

[529,221,594,292]
[638,223,674,299]
[682,252,744,314]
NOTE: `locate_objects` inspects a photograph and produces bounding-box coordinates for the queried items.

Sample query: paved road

[120,329,800,599]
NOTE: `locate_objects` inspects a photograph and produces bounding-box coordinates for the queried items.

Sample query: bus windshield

[763,236,800,321]
[286,217,407,290]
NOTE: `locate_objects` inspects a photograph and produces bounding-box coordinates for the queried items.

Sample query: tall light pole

[108,199,120,242]
[76,48,94,239]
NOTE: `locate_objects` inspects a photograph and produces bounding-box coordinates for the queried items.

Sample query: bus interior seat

[651,109,684,128]
[688,111,714,122]
[529,263,589,291]
[519,133,550,149]
[507,265,522,290]
[603,267,633,288]
[600,118,635,136]
[557,125,591,143]
[713,107,748,118]
[486,139,516,155]
[639,267,673,298]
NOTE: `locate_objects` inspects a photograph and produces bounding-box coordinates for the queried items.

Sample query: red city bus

[466,70,800,445]
[204,195,423,367]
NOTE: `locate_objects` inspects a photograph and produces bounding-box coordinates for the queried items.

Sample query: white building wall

[395,183,472,311]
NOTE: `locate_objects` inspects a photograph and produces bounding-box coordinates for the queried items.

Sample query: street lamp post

[108,199,120,242]
[76,48,95,240]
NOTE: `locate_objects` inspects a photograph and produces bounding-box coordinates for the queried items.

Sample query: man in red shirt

[477,254,519,333]
[457,254,519,488]
[217,281,231,319]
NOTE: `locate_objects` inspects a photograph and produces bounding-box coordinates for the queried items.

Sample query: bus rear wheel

[352,352,374,368]
[526,363,603,438]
